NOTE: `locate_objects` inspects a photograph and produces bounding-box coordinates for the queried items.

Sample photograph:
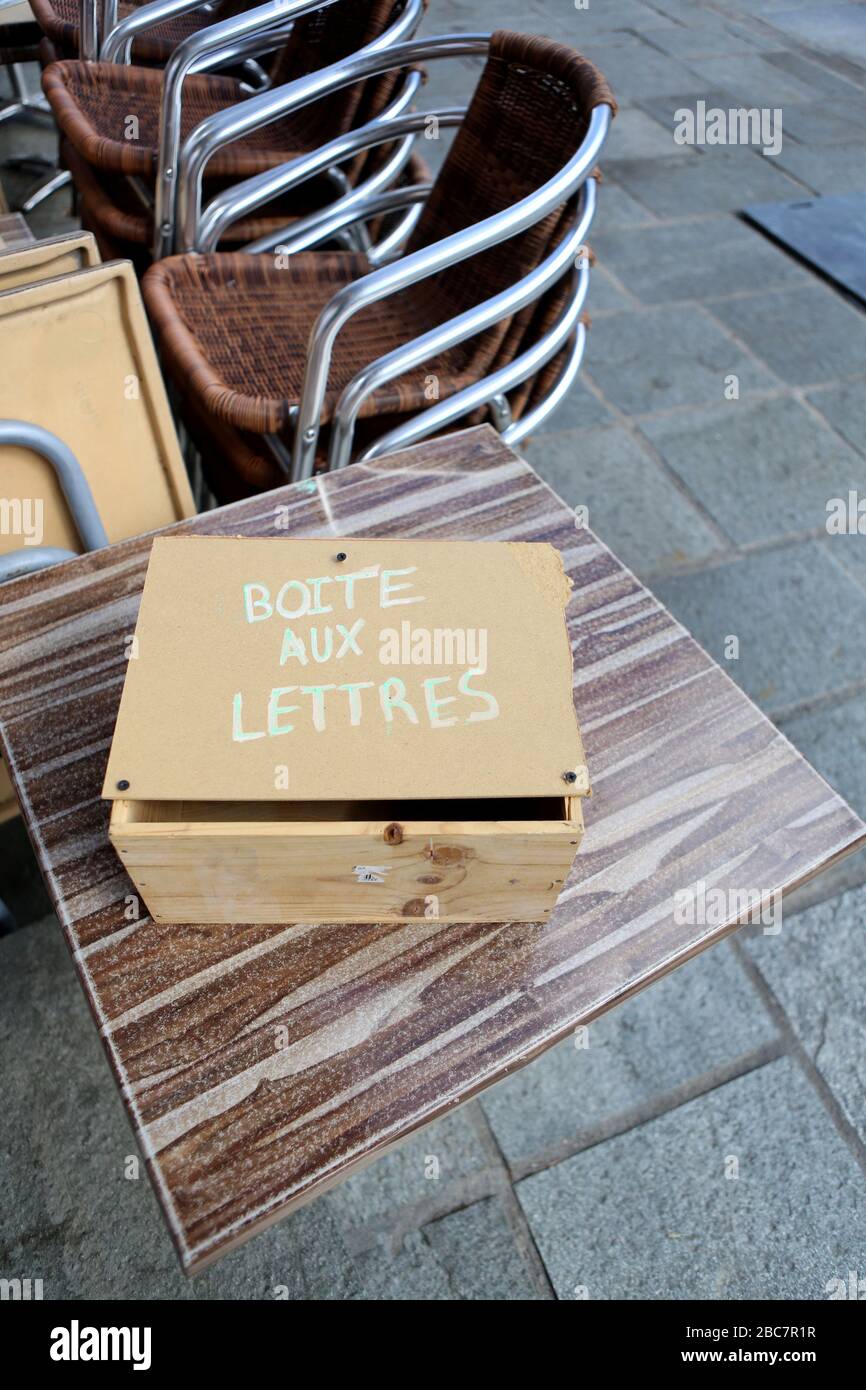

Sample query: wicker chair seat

[30,0,216,62]
[43,59,340,180]
[144,250,513,434]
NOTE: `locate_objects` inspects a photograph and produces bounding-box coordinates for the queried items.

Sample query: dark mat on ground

[743,191,866,305]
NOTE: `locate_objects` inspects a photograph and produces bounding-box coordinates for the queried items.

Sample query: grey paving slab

[710,284,866,386]
[608,149,806,219]
[640,396,866,544]
[571,35,701,101]
[480,944,778,1169]
[446,0,673,46]
[585,305,776,415]
[533,379,615,433]
[517,1057,866,1300]
[825,531,866,589]
[728,0,858,12]
[326,1104,496,1235]
[645,21,780,60]
[761,47,866,100]
[775,98,866,147]
[352,1198,542,1300]
[520,424,723,576]
[604,107,691,161]
[587,262,635,315]
[780,689,866,818]
[652,540,866,712]
[638,88,746,137]
[592,216,810,304]
[783,843,866,920]
[763,4,866,67]
[774,140,866,195]
[594,180,658,229]
[680,52,822,105]
[538,0,680,43]
[744,883,866,1146]
[808,377,866,455]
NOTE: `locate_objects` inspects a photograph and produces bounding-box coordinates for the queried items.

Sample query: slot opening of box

[115,795,576,826]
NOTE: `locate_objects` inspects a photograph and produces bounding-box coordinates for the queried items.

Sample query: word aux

[674,100,782,157]
[0,496,43,546]
[50,1321,152,1371]
[233,561,499,739]
[674,879,782,934]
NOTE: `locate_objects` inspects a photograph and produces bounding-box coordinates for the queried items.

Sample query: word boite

[103,536,590,926]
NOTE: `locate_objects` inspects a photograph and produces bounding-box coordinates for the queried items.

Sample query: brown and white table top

[0,425,862,1272]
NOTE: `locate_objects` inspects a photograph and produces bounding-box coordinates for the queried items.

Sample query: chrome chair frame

[210,34,612,478]
[98,0,422,259]
[160,31,611,477]
[174,0,423,255]
[0,419,108,582]
[190,68,436,251]
[76,0,218,61]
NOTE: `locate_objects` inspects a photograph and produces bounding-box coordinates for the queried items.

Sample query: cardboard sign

[103,536,587,802]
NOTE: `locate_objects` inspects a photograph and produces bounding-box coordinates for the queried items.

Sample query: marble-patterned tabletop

[1,425,862,1272]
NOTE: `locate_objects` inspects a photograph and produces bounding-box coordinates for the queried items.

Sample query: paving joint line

[729,935,866,1179]
[506,1038,787,1184]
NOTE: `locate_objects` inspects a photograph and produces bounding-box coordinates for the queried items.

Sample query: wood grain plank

[0,425,862,1271]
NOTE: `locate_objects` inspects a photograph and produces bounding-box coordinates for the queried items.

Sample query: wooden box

[104,536,590,924]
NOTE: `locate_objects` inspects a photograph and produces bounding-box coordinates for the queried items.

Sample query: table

[0,425,862,1273]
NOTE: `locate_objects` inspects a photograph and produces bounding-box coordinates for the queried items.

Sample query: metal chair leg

[19,168,72,212]
[0,63,52,124]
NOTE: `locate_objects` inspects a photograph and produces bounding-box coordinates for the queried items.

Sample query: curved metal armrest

[290,102,612,477]
[192,85,461,251]
[362,290,589,463]
[326,180,597,470]
[251,182,431,254]
[0,547,80,583]
[148,0,328,259]
[249,149,426,255]
[0,420,109,557]
[176,4,449,244]
[101,0,215,62]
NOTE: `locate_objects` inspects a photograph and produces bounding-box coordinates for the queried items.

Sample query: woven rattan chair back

[405,31,614,318]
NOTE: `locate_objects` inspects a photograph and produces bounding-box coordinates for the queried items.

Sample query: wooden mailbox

[104,536,590,924]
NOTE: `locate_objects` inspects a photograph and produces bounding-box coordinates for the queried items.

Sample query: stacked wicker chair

[40,0,422,266]
[29,0,246,63]
[142,30,615,497]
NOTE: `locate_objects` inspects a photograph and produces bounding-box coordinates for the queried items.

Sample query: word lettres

[232,561,499,741]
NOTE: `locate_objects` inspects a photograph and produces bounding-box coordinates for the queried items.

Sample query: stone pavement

[1,0,865,1299]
